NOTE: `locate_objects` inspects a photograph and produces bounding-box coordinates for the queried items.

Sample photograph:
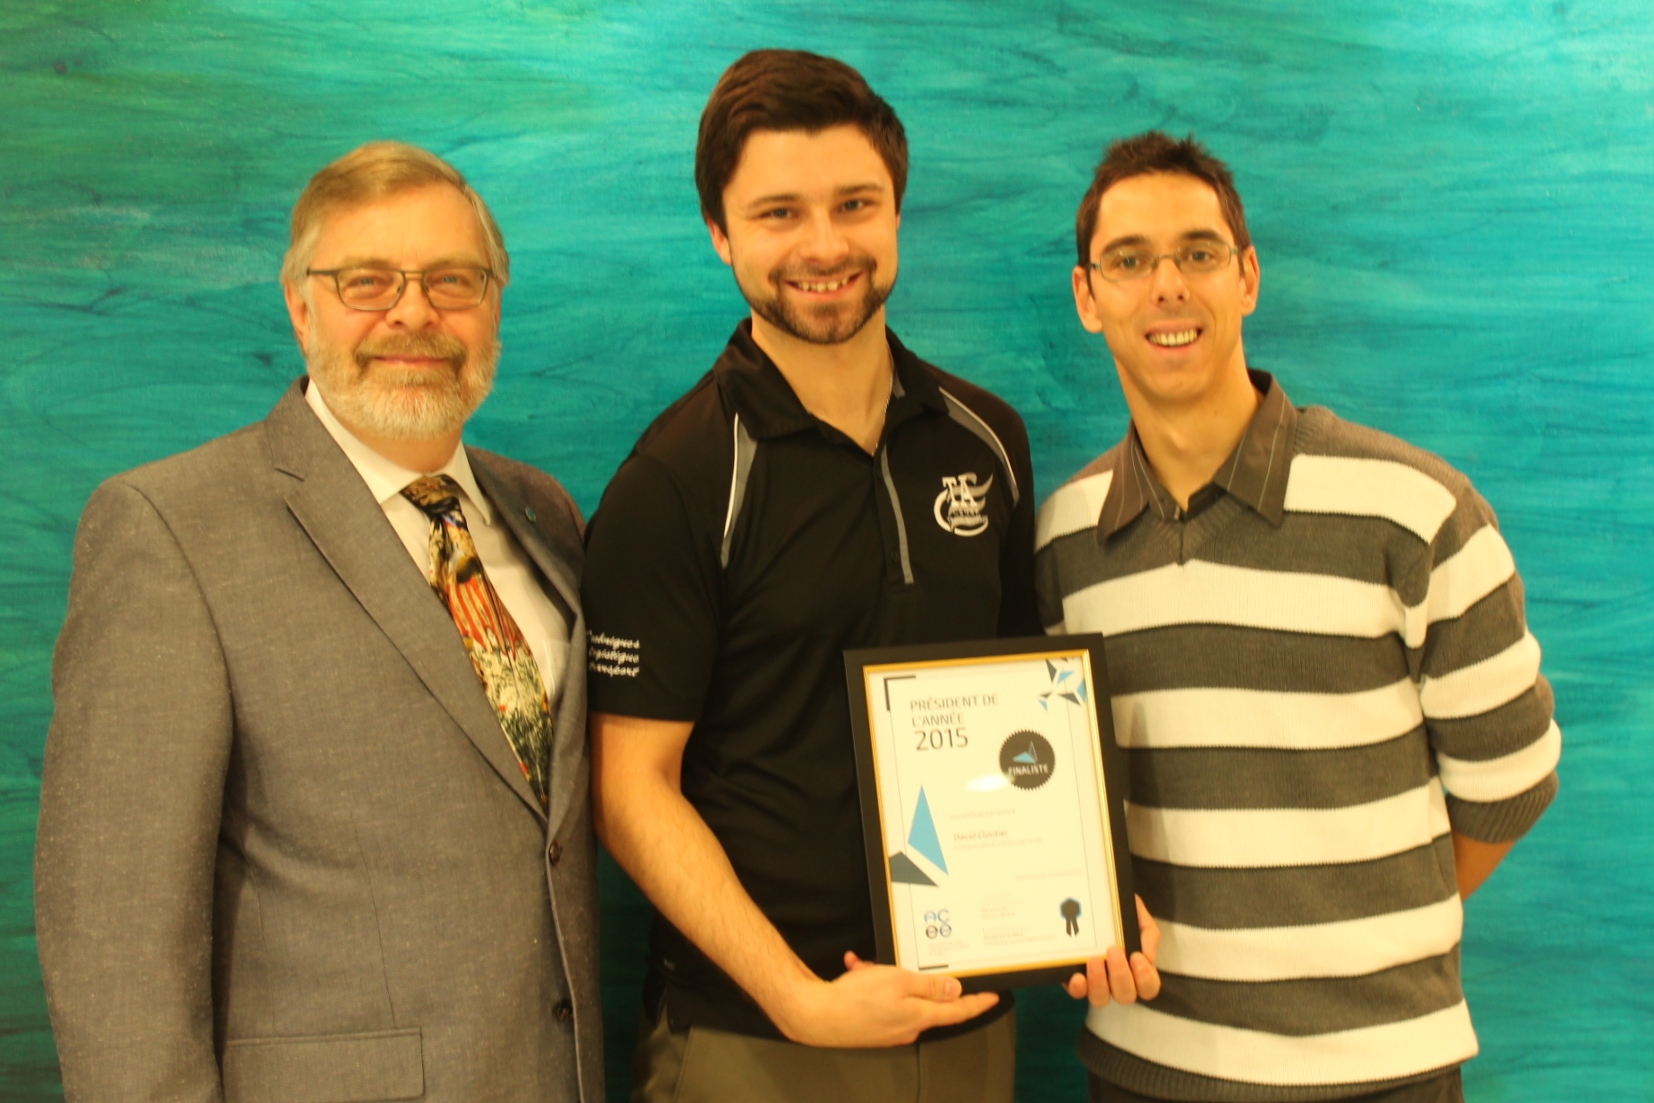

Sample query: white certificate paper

[855,644,1129,981]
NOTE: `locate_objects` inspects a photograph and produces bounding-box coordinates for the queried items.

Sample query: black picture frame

[844,634,1138,994]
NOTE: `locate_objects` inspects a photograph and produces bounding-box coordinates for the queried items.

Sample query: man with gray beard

[36,142,602,1103]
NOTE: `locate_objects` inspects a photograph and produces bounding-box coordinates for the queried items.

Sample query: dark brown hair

[695,49,907,231]
[1074,131,1250,265]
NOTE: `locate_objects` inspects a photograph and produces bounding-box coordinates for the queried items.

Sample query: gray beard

[305,334,498,441]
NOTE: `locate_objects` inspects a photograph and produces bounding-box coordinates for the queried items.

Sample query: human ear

[282,280,313,349]
[1072,265,1106,334]
[1239,246,1261,316]
[707,219,733,267]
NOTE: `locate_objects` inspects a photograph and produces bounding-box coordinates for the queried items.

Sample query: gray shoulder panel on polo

[939,387,1020,508]
[720,414,757,570]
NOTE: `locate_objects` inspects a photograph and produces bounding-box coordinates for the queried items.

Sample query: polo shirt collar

[715,319,945,440]
[1096,369,1298,538]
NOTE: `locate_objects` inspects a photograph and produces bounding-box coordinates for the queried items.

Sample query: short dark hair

[695,49,908,232]
[1074,131,1251,265]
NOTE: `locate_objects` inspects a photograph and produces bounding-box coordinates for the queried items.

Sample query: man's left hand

[1063,895,1161,1006]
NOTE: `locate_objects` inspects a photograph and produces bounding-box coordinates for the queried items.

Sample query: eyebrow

[741,181,886,212]
[321,254,488,270]
[1098,228,1230,254]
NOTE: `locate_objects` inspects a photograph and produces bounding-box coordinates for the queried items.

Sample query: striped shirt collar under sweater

[1096,369,1297,538]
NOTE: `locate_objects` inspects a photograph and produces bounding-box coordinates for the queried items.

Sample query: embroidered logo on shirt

[589,632,641,678]
[934,473,992,536]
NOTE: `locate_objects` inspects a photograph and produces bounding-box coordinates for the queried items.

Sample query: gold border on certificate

[845,635,1137,992]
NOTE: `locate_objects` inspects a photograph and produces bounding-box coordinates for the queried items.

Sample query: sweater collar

[1097,369,1298,538]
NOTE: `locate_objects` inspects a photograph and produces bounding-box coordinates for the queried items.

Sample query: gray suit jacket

[36,382,603,1103]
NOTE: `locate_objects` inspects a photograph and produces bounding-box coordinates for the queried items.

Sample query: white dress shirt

[306,381,569,713]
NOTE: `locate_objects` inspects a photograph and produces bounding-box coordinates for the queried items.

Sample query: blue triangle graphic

[1013,744,1038,764]
[907,787,948,874]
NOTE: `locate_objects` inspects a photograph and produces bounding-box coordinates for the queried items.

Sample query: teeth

[1148,329,1198,347]
[796,277,850,293]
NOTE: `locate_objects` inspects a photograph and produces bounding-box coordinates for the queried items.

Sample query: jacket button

[547,839,562,865]
[554,999,574,1024]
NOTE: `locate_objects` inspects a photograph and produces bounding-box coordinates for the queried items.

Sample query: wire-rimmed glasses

[306,266,494,310]
[1088,242,1239,283]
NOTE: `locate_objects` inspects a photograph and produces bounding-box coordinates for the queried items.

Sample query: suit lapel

[264,384,546,821]
[470,453,588,838]
[468,458,580,614]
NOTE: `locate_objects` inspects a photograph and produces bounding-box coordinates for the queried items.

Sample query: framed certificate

[844,635,1136,992]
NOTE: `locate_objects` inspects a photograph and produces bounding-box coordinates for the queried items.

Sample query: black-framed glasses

[306,266,494,311]
[1088,243,1239,283]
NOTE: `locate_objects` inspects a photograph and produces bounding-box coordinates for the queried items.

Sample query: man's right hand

[767,951,999,1048]
[594,713,1001,1050]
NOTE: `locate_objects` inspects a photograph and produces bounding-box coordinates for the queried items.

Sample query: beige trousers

[632,1008,1017,1103]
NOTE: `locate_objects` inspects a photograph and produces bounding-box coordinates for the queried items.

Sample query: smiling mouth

[788,272,860,294]
[355,335,467,371]
[1147,328,1200,348]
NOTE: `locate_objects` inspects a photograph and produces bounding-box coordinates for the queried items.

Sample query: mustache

[353,333,468,369]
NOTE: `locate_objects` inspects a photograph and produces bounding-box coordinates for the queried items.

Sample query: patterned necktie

[402,474,551,811]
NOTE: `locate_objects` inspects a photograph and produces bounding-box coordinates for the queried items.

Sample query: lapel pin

[524,506,538,522]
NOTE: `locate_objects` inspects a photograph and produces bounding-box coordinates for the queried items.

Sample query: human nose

[383,274,440,328]
[1147,253,1190,302]
[798,207,851,264]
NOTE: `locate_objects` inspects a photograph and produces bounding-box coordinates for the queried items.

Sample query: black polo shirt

[583,320,1038,1038]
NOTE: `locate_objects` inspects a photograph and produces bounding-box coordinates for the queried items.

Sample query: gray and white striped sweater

[1034,395,1558,1101]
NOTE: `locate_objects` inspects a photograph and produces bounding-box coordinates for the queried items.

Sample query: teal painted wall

[3,1,1650,1098]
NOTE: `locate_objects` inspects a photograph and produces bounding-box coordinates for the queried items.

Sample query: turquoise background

[4,1,1650,1098]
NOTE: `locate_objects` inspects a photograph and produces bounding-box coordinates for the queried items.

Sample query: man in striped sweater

[1035,132,1560,1103]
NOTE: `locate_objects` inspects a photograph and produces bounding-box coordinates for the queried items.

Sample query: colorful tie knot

[402,474,463,519]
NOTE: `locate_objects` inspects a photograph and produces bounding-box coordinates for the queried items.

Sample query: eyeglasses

[1088,243,1239,283]
[306,266,494,311]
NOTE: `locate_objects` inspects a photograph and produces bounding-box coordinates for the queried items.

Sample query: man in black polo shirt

[583,50,1079,1102]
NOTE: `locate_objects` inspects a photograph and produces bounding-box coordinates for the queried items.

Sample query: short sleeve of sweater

[1414,482,1560,842]
[581,454,720,721]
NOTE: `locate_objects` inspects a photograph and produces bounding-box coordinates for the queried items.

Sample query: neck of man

[751,307,894,455]
[1125,352,1261,510]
